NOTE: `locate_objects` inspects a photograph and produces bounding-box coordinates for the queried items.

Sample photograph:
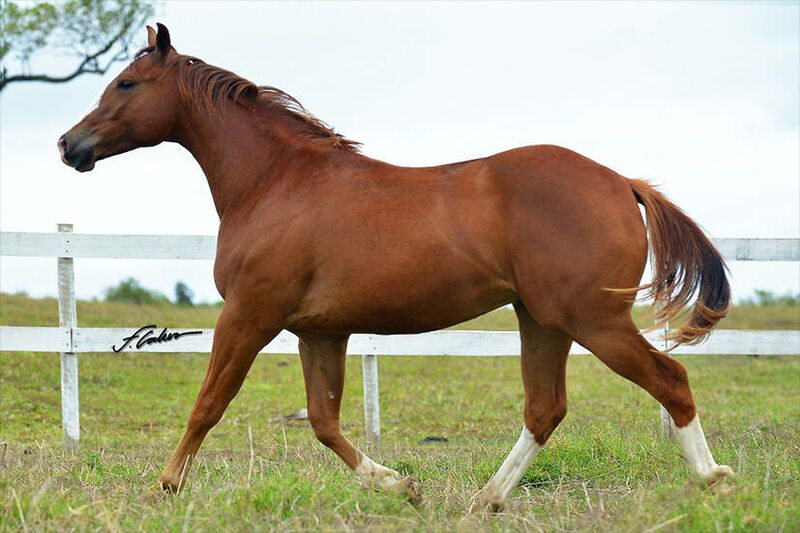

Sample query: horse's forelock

[131,46,156,65]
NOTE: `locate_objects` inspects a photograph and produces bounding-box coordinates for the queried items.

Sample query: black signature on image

[112,325,203,353]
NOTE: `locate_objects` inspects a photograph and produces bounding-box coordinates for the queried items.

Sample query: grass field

[1,293,798,531]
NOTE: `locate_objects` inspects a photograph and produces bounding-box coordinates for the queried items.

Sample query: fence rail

[3,232,798,262]
[1,228,798,447]
[2,326,799,356]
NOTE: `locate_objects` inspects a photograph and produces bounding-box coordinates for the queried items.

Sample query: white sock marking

[673,415,732,481]
[479,426,542,507]
[354,454,404,491]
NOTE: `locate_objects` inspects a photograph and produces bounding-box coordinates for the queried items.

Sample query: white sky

[1,1,798,304]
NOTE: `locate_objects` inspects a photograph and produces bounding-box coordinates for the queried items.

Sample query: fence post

[361,353,380,446]
[659,317,674,439]
[57,223,80,450]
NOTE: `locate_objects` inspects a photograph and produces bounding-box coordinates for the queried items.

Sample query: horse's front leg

[298,334,421,504]
[158,303,277,492]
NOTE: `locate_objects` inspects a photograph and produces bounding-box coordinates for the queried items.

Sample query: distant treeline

[738,290,798,307]
[104,278,222,307]
[99,278,798,309]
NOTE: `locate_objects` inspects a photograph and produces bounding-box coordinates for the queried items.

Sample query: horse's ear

[155,23,171,57]
[146,25,157,47]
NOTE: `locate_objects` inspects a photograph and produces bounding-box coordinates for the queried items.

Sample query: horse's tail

[625,178,730,346]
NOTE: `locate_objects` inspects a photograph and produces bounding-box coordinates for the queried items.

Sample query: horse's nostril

[58,135,68,155]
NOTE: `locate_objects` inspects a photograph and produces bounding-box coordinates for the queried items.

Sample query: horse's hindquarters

[491,145,648,331]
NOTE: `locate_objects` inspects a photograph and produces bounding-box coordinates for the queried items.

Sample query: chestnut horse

[59,24,733,511]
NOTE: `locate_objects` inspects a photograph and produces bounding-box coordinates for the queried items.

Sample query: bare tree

[1,0,154,92]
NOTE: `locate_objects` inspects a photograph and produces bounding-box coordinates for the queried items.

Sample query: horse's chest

[211,235,287,300]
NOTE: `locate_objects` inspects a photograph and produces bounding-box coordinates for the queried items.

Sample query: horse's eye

[117,80,137,90]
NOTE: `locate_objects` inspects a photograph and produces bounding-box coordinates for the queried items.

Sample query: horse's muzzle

[58,133,96,172]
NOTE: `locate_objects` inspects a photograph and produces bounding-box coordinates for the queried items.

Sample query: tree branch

[1,68,107,86]
[0,15,134,92]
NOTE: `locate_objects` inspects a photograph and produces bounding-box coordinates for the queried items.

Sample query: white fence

[1,226,798,448]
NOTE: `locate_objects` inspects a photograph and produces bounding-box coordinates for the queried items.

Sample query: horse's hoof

[468,495,503,513]
[706,465,734,487]
[396,476,422,505]
[157,476,181,494]
[138,482,169,503]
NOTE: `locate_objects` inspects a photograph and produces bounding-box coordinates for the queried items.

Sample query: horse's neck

[176,103,330,218]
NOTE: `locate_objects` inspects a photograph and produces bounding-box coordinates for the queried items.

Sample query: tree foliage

[104,277,169,305]
[174,281,194,307]
[1,0,154,92]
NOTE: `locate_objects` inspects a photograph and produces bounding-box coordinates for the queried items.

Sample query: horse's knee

[524,399,567,444]
[308,411,340,448]
[552,400,568,427]
[188,402,223,434]
[313,426,339,448]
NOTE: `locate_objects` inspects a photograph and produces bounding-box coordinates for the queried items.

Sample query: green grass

[1,294,799,531]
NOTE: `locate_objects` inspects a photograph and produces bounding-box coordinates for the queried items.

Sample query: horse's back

[479,144,644,238]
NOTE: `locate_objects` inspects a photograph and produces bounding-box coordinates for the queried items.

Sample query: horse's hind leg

[472,303,571,512]
[298,334,421,504]
[573,315,733,484]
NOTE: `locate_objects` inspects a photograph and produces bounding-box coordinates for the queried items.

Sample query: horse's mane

[172,55,360,152]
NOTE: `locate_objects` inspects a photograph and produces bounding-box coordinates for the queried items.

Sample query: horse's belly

[285,272,516,335]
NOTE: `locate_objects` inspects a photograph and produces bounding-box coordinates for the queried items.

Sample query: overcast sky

[1,1,798,305]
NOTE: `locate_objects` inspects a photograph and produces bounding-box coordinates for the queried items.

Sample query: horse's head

[58,24,181,172]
